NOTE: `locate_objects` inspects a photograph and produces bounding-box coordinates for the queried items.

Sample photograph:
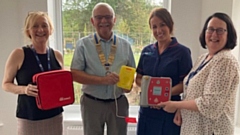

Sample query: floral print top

[181,50,240,135]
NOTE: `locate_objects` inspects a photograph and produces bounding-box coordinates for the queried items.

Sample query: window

[48,0,240,132]
[49,0,166,105]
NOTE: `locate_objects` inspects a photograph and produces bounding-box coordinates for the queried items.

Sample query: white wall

[170,0,236,61]
[170,0,202,62]
[171,0,240,126]
[0,0,240,134]
[0,0,47,134]
[232,0,240,126]
[0,0,22,135]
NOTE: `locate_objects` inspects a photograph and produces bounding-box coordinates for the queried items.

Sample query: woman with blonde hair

[2,11,63,135]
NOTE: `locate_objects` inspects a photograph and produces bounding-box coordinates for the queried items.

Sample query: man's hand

[122,88,131,93]
[103,72,119,85]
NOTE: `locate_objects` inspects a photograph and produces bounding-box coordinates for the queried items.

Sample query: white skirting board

[65,123,137,135]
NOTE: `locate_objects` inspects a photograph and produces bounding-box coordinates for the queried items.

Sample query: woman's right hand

[173,109,182,126]
[24,84,38,97]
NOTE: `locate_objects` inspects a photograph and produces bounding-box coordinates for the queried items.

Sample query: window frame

[48,0,63,51]
[48,0,168,119]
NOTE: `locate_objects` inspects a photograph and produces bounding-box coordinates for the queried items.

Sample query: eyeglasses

[206,27,227,35]
[94,15,113,20]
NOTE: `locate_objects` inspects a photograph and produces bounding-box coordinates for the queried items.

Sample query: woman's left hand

[173,109,182,126]
[158,101,177,113]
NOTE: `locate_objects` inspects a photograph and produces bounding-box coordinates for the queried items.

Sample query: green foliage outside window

[62,0,163,104]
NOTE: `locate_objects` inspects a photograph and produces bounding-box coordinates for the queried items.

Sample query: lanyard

[31,46,51,72]
[185,57,212,86]
[93,33,117,73]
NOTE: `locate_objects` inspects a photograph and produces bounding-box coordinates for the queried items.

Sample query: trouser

[80,94,129,135]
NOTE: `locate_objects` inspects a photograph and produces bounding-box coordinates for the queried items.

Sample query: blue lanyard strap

[31,46,51,72]
[185,57,211,86]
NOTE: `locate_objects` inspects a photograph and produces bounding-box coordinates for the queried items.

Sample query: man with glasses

[71,2,135,135]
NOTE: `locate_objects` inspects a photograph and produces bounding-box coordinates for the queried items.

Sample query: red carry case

[32,70,75,110]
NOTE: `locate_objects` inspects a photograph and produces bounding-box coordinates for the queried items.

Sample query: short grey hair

[92,2,115,17]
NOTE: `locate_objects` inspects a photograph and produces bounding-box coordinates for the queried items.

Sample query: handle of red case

[125,117,137,123]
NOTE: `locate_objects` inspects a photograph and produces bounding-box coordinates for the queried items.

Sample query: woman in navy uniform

[135,8,192,135]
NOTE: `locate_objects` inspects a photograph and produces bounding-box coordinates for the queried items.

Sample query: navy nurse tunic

[136,37,192,135]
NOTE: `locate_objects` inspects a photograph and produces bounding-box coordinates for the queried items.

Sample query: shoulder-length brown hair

[199,12,237,49]
[148,8,174,34]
